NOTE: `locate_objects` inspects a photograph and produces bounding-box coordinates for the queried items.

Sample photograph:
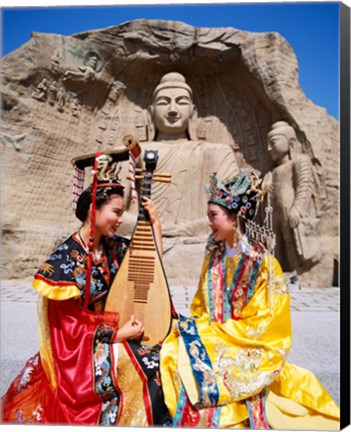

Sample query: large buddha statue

[125,72,239,237]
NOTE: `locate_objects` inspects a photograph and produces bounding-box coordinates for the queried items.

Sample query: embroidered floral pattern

[173,385,221,427]
[100,399,119,426]
[35,234,130,307]
[216,345,279,399]
[17,353,40,392]
[207,240,265,322]
[246,321,268,340]
[15,404,44,424]
[178,316,219,407]
[142,356,159,370]
[275,275,289,294]
[93,324,121,426]
[38,263,54,276]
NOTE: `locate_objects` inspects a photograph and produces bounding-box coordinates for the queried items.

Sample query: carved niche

[1,20,339,286]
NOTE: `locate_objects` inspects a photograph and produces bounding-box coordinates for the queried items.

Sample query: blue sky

[1,2,340,119]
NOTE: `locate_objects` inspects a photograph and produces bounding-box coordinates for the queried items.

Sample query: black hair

[75,184,125,223]
[211,202,246,235]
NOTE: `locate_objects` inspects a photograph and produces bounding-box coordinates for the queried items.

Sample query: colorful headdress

[72,150,127,211]
[207,168,265,222]
[71,136,141,309]
[207,169,277,314]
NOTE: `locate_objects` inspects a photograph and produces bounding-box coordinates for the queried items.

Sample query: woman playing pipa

[1,141,172,426]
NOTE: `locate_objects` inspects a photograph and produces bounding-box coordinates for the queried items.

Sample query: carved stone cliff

[1,19,339,286]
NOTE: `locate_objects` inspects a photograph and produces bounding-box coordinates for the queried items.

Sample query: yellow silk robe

[160,241,340,429]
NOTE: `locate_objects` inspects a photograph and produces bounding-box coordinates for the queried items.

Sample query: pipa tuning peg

[128,171,172,184]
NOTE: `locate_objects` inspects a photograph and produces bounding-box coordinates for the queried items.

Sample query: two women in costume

[2,145,340,429]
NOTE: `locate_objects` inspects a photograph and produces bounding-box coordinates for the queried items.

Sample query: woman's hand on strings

[114,315,144,342]
[142,197,163,257]
[142,197,160,226]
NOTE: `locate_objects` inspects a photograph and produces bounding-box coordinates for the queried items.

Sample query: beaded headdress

[71,136,141,310]
[207,169,264,222]
[207,168,277,314]
[207,168,276,252]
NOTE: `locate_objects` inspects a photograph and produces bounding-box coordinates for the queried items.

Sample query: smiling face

[152,87,194,138]
[207,203,237,246]
[94,194,125,238]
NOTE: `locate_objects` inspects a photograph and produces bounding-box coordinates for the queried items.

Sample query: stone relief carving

[32,78,48,101]
[63,51,101,84]
[32,68,84,120]
[70,97,82,120]
[56,84,66,112]
[47,80,58,106]
[1,133,27,152]
[95,81,126,146]
[1,20,339,287]
[50,52,61,74]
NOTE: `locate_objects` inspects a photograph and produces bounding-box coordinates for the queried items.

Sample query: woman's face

[207,203,237,245]
[94,194,125,238]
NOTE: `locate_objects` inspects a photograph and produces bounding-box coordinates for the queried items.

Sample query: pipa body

[105,150,172,346]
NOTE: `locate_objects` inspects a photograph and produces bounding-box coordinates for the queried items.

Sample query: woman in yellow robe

[160,170,340,429]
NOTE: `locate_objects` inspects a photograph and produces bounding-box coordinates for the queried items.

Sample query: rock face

[1,19,339,287]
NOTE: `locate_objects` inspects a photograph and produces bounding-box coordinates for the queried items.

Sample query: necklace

[78,229,104,262]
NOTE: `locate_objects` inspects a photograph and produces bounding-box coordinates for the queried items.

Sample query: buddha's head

[267,121,301,163]
[148,72,196,141]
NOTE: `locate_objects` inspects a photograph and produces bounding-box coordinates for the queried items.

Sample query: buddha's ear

[188,104,198,140]
[147,105,156,141]
[288,136,299,160]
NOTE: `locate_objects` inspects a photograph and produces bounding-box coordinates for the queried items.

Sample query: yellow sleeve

[33,277,81,300]
[189,253,210,319]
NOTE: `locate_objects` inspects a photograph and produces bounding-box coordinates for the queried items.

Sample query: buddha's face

[152,87,194,137]
[267,132,290,163]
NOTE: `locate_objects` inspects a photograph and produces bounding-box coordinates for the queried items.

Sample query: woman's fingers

[129,315,144,334]
[141,197,160,225]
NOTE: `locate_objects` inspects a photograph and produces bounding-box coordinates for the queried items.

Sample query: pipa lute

[105,150,172,346]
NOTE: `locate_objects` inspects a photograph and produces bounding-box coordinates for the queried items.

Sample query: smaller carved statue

[71,97,81,118]
[264,121,325,272]
[108,81,126,103]
[56,84,66,112]
[63,52,101,84]
[50,52,61,74]
[32,78,48,101]
[48,80,58,106]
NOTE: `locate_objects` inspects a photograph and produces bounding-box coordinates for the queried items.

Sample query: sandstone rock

[1,19,338,287]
